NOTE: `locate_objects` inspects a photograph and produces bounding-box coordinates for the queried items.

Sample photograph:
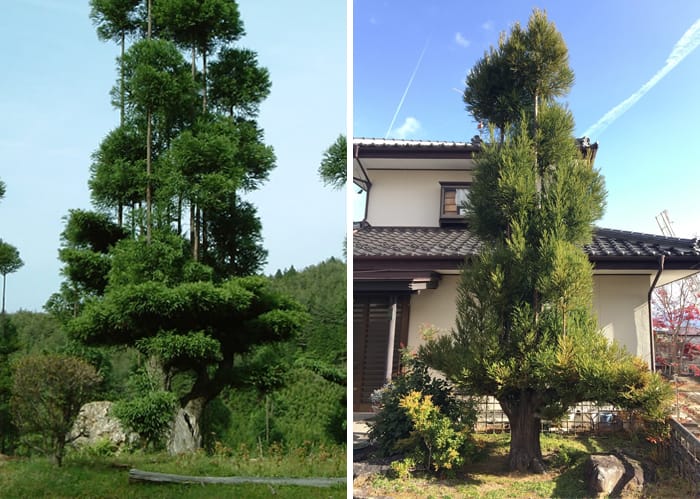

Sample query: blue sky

[0,0,345,313]
[353,1,700,239]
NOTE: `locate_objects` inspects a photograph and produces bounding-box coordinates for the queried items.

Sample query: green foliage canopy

[463,9,574,135]
[89,0,143,43]
[318,134,346,190]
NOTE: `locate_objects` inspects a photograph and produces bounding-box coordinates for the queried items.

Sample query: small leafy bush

[390,456,416,479]
[399,391,471,473]
[369,355,475,456]
[10,354,102,466]
[112,391,177,449]
[73,438,118,459]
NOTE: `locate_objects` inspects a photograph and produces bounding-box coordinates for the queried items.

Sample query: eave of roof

[353,225,700,273]
[354,137,482,163]
[353,136,597,161]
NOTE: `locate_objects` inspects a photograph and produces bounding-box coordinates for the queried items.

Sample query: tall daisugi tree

[48,0,302,453]
[421,10,672,473]
[88,0,271,262]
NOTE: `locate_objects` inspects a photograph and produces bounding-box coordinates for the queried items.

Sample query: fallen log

[128,468,346,488]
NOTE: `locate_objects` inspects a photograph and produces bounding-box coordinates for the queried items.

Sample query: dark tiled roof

[353,226,481,258]
[587,228,700,257]
[354,225,700,259]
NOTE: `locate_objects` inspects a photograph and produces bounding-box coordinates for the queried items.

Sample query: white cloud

[482,20,494,31]
[583,18,700,139]
[394,117,421,138]
[455,32,470,48]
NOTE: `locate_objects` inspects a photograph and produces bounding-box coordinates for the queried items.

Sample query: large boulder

[585,452,649,497]
[69,401,138,449]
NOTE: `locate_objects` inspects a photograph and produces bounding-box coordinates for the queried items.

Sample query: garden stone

[69,401,138,449]
[585,452,648,497]
[586,454,625,496]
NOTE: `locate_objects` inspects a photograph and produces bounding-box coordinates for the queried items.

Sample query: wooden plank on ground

[128,469,346,488]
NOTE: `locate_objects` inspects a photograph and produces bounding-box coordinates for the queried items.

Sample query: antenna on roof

[656,209,675,237]
[656,209,700,292]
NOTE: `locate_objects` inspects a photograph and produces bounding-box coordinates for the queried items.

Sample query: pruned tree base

[128,469,346,488]
[167,401,203,455]
[508,452,546,474]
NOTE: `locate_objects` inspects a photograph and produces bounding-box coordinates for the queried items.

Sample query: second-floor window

[440,182,470,225]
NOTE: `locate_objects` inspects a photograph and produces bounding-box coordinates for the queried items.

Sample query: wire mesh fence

[473,396,627,435]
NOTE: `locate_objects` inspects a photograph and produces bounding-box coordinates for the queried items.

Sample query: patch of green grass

[355,433,690,498]
[0,444,346,498]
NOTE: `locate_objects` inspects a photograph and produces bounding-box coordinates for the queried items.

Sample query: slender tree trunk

[1,273,6,315]
[146,111,152,244]
[176,195,182,235]
[195,206,201,258]
[191,46,196,78]
[202,49,208,113]
[120,31,125,125]
[147,0,152,38]
[500,392,545,473]
[201,211,208,257]
[190,203,198,260]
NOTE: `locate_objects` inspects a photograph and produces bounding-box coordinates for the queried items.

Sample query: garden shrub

[369,355,475,457]
[398,391,472,473]
[206,387,267,451]
[270,367,345,447]
[112,390,177,449]
[10,354,102,466]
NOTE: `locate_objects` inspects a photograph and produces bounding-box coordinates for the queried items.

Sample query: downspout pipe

[385,296,398,382]
[353,143,371,221]
[647,255,665,371]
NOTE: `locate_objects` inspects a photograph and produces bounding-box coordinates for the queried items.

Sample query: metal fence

[668,418,700,491]
[473,396,626,434]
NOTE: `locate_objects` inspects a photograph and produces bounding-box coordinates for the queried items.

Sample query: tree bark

[202,49,208,112]
[146,111,152,244]
[190,203,199,261]
[166,354,235,454]
[167,397,205,454]
[500,392,545,473]
[120,31,125,125]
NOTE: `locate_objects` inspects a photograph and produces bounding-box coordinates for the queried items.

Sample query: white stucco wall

[592,274,653,364]
[366,170,473,227]
[406,275,460,350]
[403,273,654,365]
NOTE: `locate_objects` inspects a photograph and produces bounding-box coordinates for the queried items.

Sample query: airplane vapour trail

[583,18,700,139]
[385,36,431,139]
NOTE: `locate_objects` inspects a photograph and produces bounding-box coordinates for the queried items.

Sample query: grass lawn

[353,433,695,498]
[0,444,346,498]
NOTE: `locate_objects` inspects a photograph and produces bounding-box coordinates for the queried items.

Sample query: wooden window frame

[439,181,471,226]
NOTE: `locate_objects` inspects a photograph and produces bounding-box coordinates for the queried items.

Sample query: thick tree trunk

[167,355,235,454]
[167,397,205,454]
[500,393,545,473]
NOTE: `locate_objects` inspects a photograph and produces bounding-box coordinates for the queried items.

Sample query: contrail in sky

[385,36,431,139]
[583,18,700,139]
